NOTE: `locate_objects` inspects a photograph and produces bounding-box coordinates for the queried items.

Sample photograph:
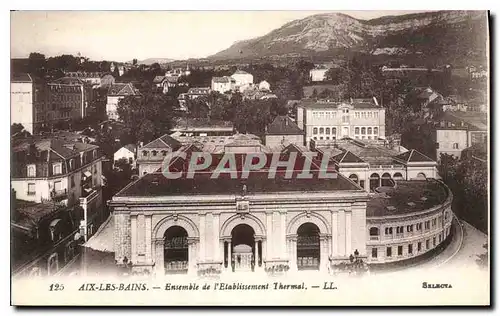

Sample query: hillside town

[10,11,488,290]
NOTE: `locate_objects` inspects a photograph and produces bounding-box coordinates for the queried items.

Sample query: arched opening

[416,173,427,180]
[164,226,188,274]
[349,174,359,184]
[381,173,394,187]
[369,227,380,240]
[369,173,381,192]
[297,223,320,271]
[230,224,255,272]
[393,172,404,180]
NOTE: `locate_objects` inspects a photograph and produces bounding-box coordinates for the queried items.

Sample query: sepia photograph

[9,9,490,306]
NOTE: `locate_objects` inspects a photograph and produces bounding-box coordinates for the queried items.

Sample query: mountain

[209,11,488,65]
[130,58,176,65]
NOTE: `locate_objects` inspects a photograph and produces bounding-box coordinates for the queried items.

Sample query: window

[418,242,422,252]
[355,127,360,134]
[374,112,378,118]
[398,246,403,256]
[433,237,436,247]
[28,183,36,195]
[426,239,430,249]
[152,150,158,157]
[93,149,97,159]
[162,150,167,156]
[369,227,379,236]
[53,163,62,175]
[27,165,36,177]
[319,137,323,140]
[332,128,336,136]
[142,151,148,157]
[69,159,74,170]
[385,227,393,235]
[408,244,413,255]
[361,127,366,135]
[342,116,348,123]
[374,127,378,135]
[425,221,430,230]
[355,112,360,118]
[432,218,437,227]
[407,225,413,232]
[313,137,317,140]
[71,175,75,188]
[452,143,459,149]
[445,212,449,221]
[319,127,324,134]
[367,127,372,134]
[325,128,330,135]
[371,248,377,258]
[386,247,392,257]
[416,223,422,231]
[313,128,318,135]
[439,234,442,243]
[396,226,404,234]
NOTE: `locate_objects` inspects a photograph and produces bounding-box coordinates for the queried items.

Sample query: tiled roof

[212,76,234,83]
[333,150,365,163]
[107,83,139,96]
[394,149,434,163]
[141,134,182,150]
[298,99,381,110]
[123,144,136,152]
[188,87,211,94]
[11,73,32,83]
[266,115,304,135]
[233,70,251,75]
[51,77,86,85]
[12,138,79,159]
[84,215,114,253]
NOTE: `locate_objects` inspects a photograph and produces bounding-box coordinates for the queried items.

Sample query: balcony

[369,236,379,241]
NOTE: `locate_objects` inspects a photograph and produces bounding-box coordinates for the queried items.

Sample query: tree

[28,52,46,77]
[132,59,138,66]
[11,123,25,135]
[117,92,177,144]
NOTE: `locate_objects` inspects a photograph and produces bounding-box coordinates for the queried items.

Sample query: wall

[435,129,468,159]
[11,82,34,134]
[106,96,123,120]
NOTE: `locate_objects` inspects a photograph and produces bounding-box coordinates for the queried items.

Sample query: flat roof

[115,170,361,198]
[366,180,449,218]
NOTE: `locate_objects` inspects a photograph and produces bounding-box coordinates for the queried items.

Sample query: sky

[11,11,430,62]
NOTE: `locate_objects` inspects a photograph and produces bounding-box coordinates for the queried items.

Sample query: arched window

[152,150,158,157]
[164,226,189,274]
[373,127,378,134]
[297,223,320,270]
[367,127,372,134]
[162,150,167,156]
[27,165,36,177]
[361,127,366,135]
[381,173,394,187]
[349,174,359,184]
[452,143,459,149]
[142,151,148,157]
[369,173,380,192]
[325,128,330,135]
[319,127,324,134]
[355,127,360,134]
[417,173,427,180]
[332,128,337,135]
[369,227,379,236]
[393,172,403,180]
[313,127,318,135]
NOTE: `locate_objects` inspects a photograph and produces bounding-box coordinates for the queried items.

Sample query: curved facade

[365,181,453,264]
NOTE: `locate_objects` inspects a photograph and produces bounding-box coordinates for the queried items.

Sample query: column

[145,215,152,262]
[331,211,338,257]
[187,238,198,275]
[272,211,279,259]
[262,239,267,263]
[213,213,220,261]
[338,210,346,257]
[154,239,164,276]
[266,211,273,260]
[130,215,137,263]
[254,240,259,267]
[199,213,206,260]
[280,211,287,258]
[227,240,232,271]
[345,211,352,257]
[289,235,297,271]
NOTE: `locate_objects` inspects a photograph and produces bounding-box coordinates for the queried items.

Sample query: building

[11,73,40,134]
[258,80,271,91]
[11,133,105,242]
[312,138,438,193]
[309,68,329,82]
[170,118,234,137]
[407,87,444,110]
[104,139,453,275]
[106,83,140,120]
[114,144,137,169]
[211,76,236,94]
[433,111,488,160]
[11,197,85,278]
[178,88,212,109]
[296,98,386,147]
[136,134,182,176]
[65,72,102,86]
[231,70,254,88]
[265,115,305,148]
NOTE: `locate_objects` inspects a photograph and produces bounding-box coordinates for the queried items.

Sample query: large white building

[211,76,236,94]
[104,135,452,276]
[11,73,37,134]
[106,83,140,120]
[296,98,386,147]
[231,70,254,87]
[310,68,329,82]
